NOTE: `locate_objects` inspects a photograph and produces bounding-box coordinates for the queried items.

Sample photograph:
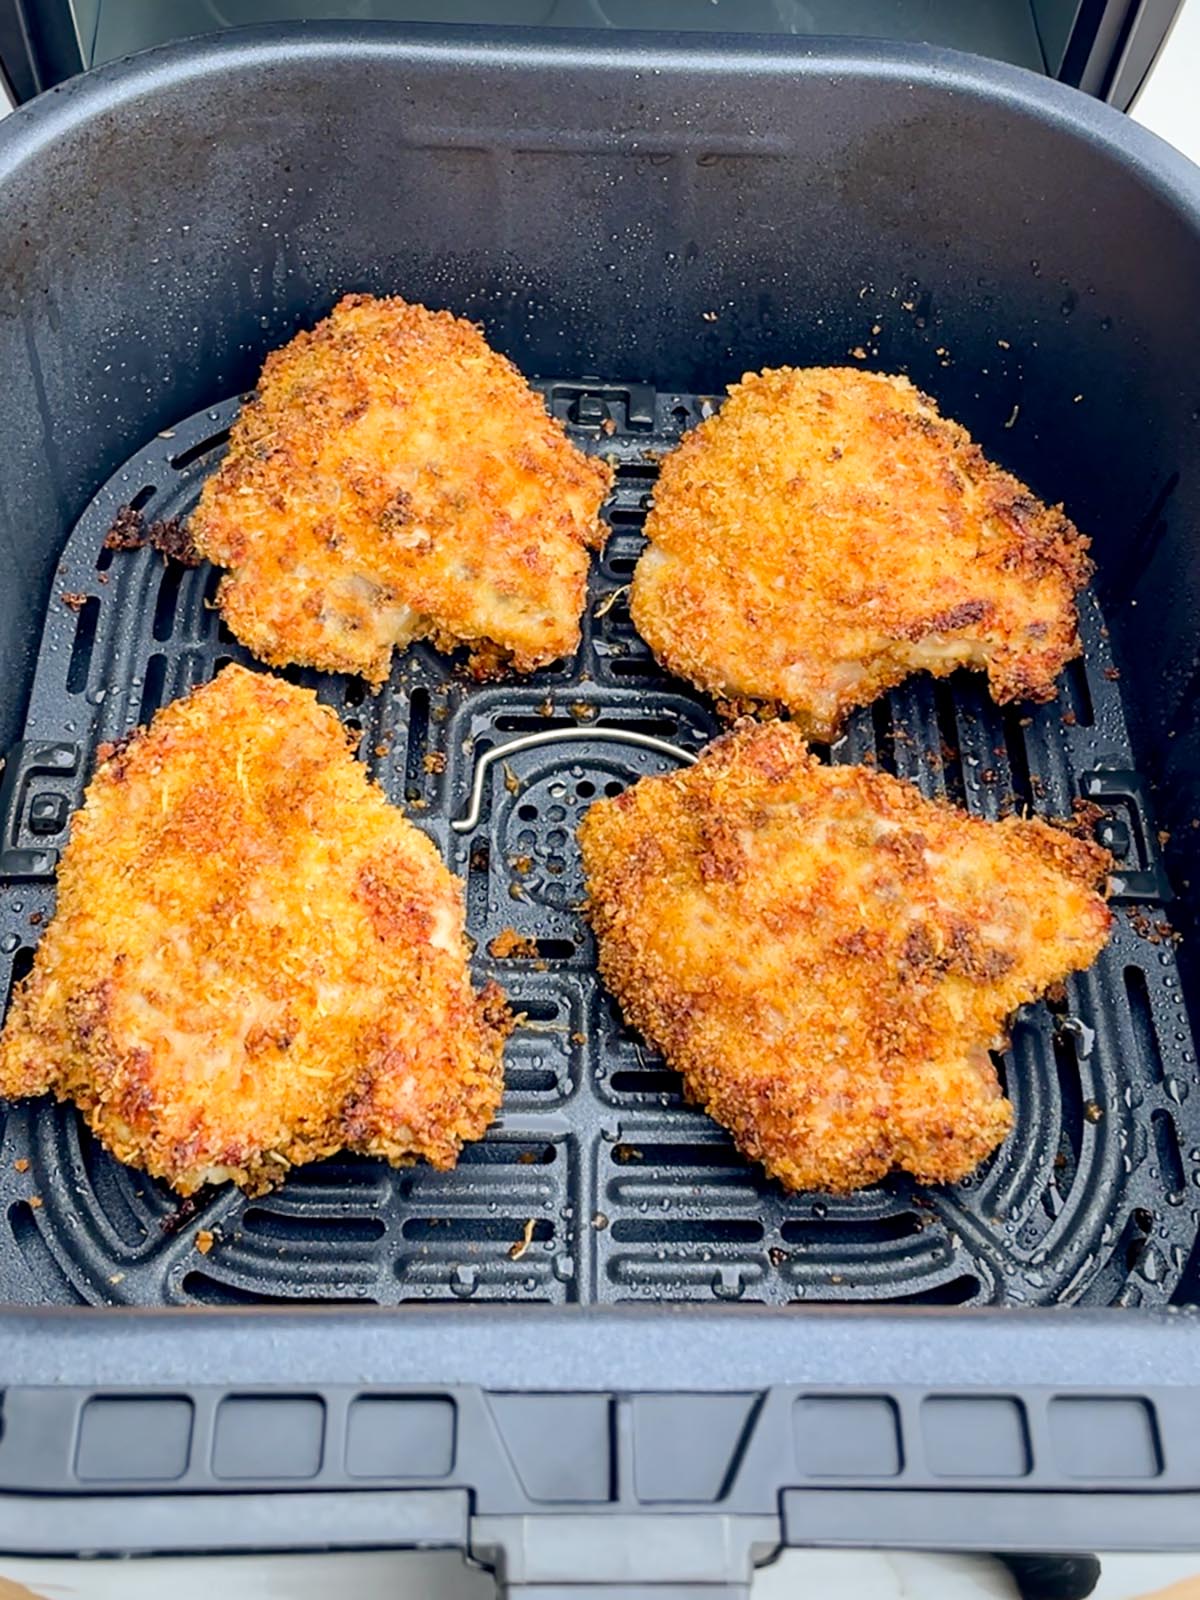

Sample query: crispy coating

[631,368,1091,739]
[190,294,613,684]
[580,721,1112,1193]
[0,665,511,1195]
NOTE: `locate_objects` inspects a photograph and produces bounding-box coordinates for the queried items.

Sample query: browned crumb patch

[489,928,540,960]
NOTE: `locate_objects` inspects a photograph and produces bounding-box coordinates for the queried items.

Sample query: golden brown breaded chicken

[631,368,1091,739]
[580,721,1112,1193]
[190,294,612,684]
[0,665,510,1195]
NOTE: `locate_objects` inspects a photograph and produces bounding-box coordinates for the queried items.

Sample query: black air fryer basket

[2,24,1200,1591]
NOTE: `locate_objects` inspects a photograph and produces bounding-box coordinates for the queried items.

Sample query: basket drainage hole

[515,1000,560,1022]
[65,596,101,695]
[1125,966,1166,1082]
[170,427,232,472]
[3,945,35,1016]
[577,781,595,798]
[604,780,624,797]
[518,804,539,821]
[1151,1109,1186,1198]
[892,1275,982,1306]
[1124,1208,1155,1273]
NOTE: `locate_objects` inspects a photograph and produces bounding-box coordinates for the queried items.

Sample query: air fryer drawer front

[0,1306,1198,1583]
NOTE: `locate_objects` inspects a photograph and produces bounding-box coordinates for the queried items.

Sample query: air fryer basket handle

[499,1587,751,1598]
[470,1513,778,1596]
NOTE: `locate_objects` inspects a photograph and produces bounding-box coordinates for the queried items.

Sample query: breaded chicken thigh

[191,294,612,684]
[631,368,1090,737]
[580,720,1111,1193]
[0,665,510,1194]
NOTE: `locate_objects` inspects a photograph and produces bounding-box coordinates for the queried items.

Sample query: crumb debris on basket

[13,1158,28,1173]
[488,927,539,960]
[502,761,520,794]
[595,584,629,618]
[423,750,446,775]
[103,504,147,551]
[145,516,199,566]
[195,1228,215,1255]
[509,1218,537,1260]
[1128,908,1181,946]
[102,505,202,566]
[61,592,89,611]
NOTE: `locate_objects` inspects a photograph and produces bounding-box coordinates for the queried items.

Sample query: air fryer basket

[2,382,1194,1315]
[1,23,1200,1587]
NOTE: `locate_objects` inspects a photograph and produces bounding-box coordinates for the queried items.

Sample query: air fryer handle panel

[499,1588,751,1598]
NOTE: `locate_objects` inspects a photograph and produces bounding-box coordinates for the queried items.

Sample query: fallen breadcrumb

[488,928,539,960]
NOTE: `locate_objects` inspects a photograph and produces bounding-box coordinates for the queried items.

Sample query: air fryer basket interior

[3,26,1200,1314]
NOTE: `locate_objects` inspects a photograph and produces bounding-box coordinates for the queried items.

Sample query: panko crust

[190,294,613,685]
[580,720,1112,1194]
[0,665,511,1195]
[630,367,1092,739]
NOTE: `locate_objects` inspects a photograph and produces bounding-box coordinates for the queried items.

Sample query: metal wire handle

[450,726,697,833]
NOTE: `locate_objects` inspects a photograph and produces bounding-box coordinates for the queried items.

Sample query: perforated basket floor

[1,381,1198,1309]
